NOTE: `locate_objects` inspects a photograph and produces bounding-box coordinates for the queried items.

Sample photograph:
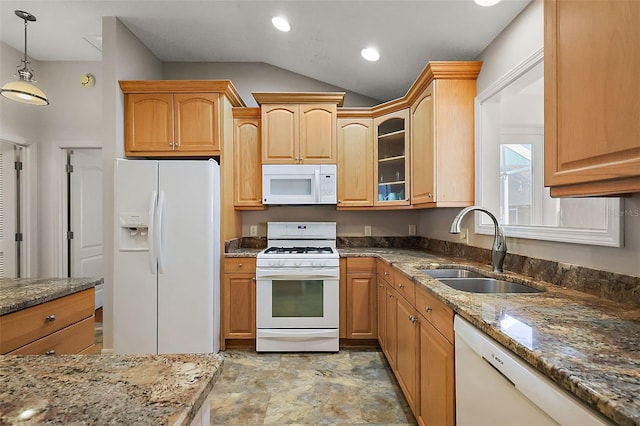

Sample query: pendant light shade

[0,10,49,106]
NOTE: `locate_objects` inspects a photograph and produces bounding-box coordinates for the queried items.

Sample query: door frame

[59,146,103,278]
[0,139,36,277]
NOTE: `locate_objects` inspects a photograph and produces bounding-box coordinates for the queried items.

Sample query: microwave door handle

[315,169,320,202]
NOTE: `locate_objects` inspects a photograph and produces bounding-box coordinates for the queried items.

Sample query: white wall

[162,62,380,107]
[418,0,640,278]
[101,16,162,351]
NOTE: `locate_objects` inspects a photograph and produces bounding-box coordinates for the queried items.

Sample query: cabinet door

[124,93,174,154]
[337,118,374,207]
[262,104,298,163]
[545,0,640,195]
[384,286,398,369]
[233,117,262,208]
[174,93,220,153]
[300,103,337,163]
[374,109,410,206]
[395,293,419,414]
[346,273,377,339]
[223,273,256,339]
[377,277,387,349]
[411,83,435,205]
[419,319,455,426]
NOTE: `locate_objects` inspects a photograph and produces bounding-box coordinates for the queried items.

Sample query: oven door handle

[256,271,339,281]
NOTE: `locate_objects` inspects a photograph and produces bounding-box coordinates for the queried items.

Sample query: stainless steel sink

[437,278,543,294]
[421,268,486,279]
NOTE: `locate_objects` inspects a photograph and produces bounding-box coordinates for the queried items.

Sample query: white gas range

[256,222,339,352]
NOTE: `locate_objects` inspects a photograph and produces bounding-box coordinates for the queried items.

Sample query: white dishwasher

[454,316,611,426]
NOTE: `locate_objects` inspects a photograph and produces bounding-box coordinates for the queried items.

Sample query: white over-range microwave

[262,164,337,205]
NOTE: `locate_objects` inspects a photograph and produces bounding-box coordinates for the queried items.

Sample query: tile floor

[94,324,415,425]
[210,350,417,425]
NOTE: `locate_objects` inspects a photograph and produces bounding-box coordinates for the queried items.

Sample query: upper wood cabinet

[374,109,411,207]
[337,115,374,207]
[409,62,480,208]
[120,80,245,157]
[253,92,345,164]
[544,0,640,196]
[233,108,263,210]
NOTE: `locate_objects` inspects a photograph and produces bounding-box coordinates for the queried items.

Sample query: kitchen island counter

[0,353,222,425]
[0,277,102,316]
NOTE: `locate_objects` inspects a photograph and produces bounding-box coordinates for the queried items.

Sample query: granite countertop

[0,277,103,316]
[0,353,223,425]
[226,247,640,425]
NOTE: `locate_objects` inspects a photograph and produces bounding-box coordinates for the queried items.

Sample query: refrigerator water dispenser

[119,212,150,251]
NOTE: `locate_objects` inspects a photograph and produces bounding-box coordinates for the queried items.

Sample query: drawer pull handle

[389,294,393,298]
[409,315,418,323]
[425,306,433,313]
[238,263,243,268]
[384,272,390,276]
[398,283,405,289]
[45,349,56,355]
[45,314,57,322]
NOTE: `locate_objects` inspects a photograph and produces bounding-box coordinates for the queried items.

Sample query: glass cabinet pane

[375,111,409,204]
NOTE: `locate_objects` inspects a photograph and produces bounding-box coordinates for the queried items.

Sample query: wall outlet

[250,225,258,237]
[459,228,468,243]
[408,224,416,236]
[364,225,372,236]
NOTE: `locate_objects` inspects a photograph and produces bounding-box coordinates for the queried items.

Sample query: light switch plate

[460,228,468,243]
[364,226,372,236]
[250,225,258,237]
[408,225,416,236]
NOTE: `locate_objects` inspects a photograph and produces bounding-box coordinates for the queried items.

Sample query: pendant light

[1,10,49,106]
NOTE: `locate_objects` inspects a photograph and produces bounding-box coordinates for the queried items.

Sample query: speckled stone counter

[226,246,640,425]
[0,278,103,315]
[0,353,223,425]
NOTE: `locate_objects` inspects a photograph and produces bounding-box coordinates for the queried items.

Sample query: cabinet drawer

[394,269,416,306]
[347,257,377,273]
[377,260,393,284]
[0,289,95,354]
[224,258,256,273]
[416,286,454,344]
[8,316,95,355]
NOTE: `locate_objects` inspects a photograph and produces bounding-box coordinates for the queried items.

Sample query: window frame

[474,48,623,247]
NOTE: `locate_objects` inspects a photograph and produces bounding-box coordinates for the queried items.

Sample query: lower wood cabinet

[0,288,95,355]
[222,258,256,346]
[375,262,456,424]
[395,291,420,414]
[419,318,455,426]
[345,258,377,339]
[416,284,455,425]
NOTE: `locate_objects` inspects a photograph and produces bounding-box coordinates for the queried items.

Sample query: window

[475,49,623,247]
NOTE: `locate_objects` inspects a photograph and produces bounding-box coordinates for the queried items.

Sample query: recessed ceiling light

[474,0,502,6]
[272,16,291,32]
[361,47,380,62]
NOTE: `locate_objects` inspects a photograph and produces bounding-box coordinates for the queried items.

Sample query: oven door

[256,269,339,329]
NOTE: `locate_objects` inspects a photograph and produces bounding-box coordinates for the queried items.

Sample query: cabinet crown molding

[252,92,345,106]
[119,80,245,107]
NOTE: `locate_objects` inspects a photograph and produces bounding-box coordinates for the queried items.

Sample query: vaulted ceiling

[0,1,531,101]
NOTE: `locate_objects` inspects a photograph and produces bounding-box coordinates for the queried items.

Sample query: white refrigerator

[113,159,220,354]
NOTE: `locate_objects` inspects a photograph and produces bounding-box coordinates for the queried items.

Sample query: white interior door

[0,142,17,278]
[69,149,103,306]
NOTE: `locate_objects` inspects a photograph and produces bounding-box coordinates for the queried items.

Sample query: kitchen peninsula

[0,278,222,425]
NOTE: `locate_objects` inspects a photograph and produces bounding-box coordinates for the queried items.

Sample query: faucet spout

[449,206,507,273]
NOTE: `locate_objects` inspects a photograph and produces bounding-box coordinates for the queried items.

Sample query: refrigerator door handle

[147,190,157,274]
[156,190,166,274]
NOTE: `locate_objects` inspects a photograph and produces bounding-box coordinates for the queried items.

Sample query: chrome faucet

[449,206,507,273]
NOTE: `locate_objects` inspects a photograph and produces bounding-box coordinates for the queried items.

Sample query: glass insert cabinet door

[272,279,324,318]
[374,109,410,205]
